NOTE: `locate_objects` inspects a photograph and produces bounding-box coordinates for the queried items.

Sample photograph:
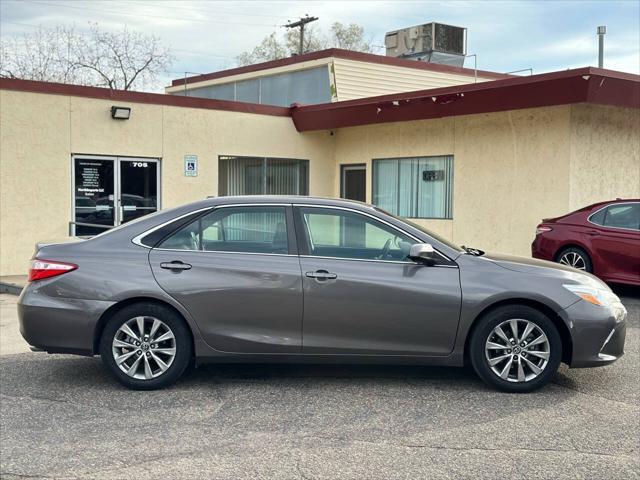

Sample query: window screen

[373,156,454,219]
[176,66,331,107]
[219,156,309,196]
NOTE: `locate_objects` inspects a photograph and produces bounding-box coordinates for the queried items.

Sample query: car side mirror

[409,243,437,265]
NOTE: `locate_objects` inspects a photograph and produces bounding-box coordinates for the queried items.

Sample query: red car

[532,199,640,286]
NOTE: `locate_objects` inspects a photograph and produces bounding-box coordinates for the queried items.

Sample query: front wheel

[469,306,562,393]
[99,302,192,390]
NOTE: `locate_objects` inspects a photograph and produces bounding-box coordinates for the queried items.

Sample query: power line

[285,15,318,55]
[111,0,290,21]
[21,1,281,28]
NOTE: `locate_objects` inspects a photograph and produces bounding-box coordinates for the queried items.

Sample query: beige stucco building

[1,49,639,276]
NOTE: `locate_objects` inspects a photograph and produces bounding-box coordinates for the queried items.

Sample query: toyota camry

[18,196,627,392]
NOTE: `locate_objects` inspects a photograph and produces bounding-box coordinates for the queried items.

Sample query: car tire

[556,246,593,273]
[99,302,192,390]
[469,305,562,393]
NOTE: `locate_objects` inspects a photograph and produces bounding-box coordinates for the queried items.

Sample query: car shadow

[611,284,640,299]
[2,351,489,393]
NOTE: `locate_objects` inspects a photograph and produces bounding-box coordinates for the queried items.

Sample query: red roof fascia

[290,67,640,132]
[0,78,291,117]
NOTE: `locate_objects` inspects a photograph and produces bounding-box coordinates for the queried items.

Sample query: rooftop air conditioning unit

[385,23,467,67]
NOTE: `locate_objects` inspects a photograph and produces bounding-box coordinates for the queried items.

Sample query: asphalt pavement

[0,289,638,480]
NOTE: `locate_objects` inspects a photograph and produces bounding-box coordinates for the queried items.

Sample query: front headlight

[563,284,620,307]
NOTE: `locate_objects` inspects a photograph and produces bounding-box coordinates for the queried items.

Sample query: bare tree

[330,23,373,53]
[284,24,328,55]
[0,26,78,83]
[236,22,374,66]
[0,24,173,91]
[236,32,288,67]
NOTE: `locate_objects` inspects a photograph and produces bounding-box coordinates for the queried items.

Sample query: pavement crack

[551,380,639,408]
[295,461,315,480]
[0,393,120,413]
[0,471,63,480]
[399,444,636,459]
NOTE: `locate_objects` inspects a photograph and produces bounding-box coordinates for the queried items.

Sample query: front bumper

[565,299,627,368]
[18,283,115,356]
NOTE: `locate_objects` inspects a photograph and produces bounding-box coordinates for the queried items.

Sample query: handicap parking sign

[184,155,198,177]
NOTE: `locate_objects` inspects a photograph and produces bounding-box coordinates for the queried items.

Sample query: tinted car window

[589,207,607,226]
[300,207,417,261]
[602,203,640,230]
[159,206,289,254]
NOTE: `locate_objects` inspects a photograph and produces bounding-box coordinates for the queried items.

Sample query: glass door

[73,157,116,236]
[72,156,160,236]
[341,164,366,202]
[118,158,159,224]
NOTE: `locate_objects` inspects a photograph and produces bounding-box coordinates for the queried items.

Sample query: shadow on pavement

[612,284,640,299]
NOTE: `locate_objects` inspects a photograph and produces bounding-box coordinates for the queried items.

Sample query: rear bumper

[565,299,627,368]
[531,235,557,261]
[18,283,114,356]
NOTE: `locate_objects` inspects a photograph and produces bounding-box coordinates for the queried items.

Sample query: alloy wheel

[558,252,586,270]
[112,316,177,380]
[484,319,550,383]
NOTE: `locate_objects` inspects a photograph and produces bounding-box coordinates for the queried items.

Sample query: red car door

[589,202,640,284]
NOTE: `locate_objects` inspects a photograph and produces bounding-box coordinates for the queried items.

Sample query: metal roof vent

[385,23,467,67]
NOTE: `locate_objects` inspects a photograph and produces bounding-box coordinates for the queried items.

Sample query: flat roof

[2,67,638,133]
[170,48,512,87]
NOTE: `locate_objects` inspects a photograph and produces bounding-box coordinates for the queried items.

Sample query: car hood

[480,252,608,288]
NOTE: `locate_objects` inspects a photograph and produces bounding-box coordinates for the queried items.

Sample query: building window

[178,66,331,107]
[372,156,454,219]
[219,156,309,196]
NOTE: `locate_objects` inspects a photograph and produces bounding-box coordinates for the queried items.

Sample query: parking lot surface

[1,290,638,480]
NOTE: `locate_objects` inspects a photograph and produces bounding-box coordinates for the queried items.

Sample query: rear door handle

[160,261,192,271]
[305,270,337,280]
[587,230,600,236]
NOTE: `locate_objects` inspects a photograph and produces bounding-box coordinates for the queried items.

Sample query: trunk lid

[35,238,84,256]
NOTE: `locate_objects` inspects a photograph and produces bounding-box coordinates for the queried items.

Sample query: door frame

[340,163,366,200]
[71,154,161,236]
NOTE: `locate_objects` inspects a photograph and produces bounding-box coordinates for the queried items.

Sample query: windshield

[374,208,464,252]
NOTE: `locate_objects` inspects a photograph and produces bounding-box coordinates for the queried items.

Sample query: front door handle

[306,270,337,280]
[160,261,192,271]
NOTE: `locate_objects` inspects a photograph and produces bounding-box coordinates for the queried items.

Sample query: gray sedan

[18,196,627,392]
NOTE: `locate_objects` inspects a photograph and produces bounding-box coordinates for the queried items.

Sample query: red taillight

[28,259,78,282]
[535,225,553,235]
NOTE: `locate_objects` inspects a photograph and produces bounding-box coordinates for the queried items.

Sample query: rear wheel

[469,305,562,393]
[99,302,192,390]
[557,247,592,273]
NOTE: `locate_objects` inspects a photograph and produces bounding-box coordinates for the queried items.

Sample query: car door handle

[305,270,337,280]
[587,230,600,236]
[160,261,192,271]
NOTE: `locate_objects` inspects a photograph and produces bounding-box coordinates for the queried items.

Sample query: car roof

[204,195,375,210]
[588,198,640,208]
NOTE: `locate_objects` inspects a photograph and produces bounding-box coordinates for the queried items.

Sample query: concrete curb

[0,282,23,296]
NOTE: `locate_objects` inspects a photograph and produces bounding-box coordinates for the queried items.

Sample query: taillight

[535,225,553,235]
[28,259,78,282]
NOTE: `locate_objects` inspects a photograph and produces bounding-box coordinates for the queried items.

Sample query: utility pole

[597,25,606,68]
[285,15,319,55]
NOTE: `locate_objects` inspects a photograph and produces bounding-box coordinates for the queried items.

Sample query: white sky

[1,0,638,92]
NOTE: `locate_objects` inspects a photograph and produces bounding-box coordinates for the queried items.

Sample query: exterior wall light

[110,106,131,120]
